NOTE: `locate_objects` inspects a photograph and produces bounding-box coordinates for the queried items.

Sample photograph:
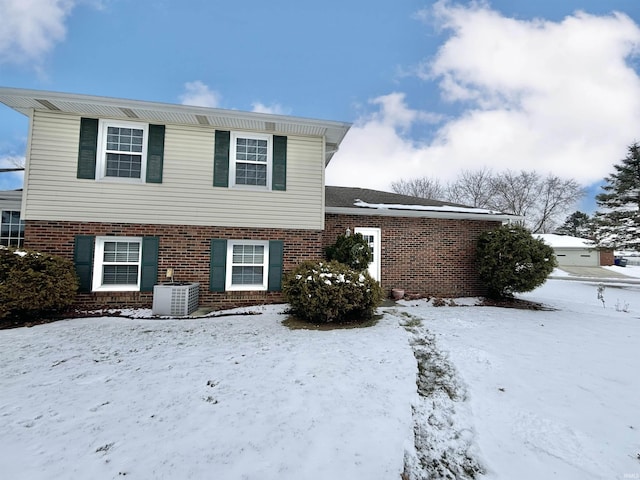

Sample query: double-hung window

[97,120,148,181]
[92,236,142,291]
[230,132,272,188]
[0,210,24,247]
[226,240,269,290]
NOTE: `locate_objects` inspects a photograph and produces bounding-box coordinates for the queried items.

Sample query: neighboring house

[0,87,517,310]
[536,234,614,267]
[0,189,25,247]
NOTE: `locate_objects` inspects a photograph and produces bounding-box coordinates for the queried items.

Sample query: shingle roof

[325,186,467,209]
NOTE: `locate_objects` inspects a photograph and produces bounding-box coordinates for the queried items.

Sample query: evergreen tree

[594,143,640,250]
[476,224,556,299]
[555,211,594,238]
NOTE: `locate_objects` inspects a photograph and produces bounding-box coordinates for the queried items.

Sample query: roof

[325,186,520,222]
[536,234,597,249]
[0,87,351,165]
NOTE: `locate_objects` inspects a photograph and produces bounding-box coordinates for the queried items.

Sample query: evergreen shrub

[0,247,79,322]
[283,260,383,323]
[325,233,372,271]
[476,224,557,299]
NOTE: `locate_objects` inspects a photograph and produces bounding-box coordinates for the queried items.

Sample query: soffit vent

[265,121,276,132]
[35,99,60,111]
[196,115,210,125]
[120,108,139,119]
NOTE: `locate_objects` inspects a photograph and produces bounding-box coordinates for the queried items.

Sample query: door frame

[354,227,381,281]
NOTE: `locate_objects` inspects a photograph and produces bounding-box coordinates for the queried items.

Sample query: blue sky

[1,0,640,214]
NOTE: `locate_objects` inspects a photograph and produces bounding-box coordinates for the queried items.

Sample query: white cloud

[0,155,25,189]
[0,0,75,64]
[327,2,640,192]
[179,81,221,108]
[251,102,291,115]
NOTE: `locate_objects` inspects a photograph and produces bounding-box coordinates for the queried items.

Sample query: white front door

[355,227,381,281]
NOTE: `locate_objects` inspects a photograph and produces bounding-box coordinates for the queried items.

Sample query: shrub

[325,233,372,271]
[476,224,557,299]
[0,247,79,322]
[283,260,383,323]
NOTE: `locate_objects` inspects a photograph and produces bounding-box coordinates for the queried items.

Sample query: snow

[353,199,501,215]
[2,279,640,479]
[535,233,596,248]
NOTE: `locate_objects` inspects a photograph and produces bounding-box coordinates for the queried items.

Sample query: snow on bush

[283,260,382,323]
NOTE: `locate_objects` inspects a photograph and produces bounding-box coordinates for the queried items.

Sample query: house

[0,87,516,310]
[536,234,614,267]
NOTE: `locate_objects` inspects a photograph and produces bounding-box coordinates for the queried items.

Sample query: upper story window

[97,120,148,182]
[0,210,24,247]
[230,132,272,188]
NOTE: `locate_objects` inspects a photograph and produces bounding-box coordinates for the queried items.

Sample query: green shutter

[268,240,284,291]
[213,130,230,187]
[272,136,287,191]
[74,235,95,292]
[140,237,159,292]
[209,239,227,292]
[77,118,98,179]
[146,124,165,183]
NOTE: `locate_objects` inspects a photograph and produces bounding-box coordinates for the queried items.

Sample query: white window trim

[92,236,142,292]
[229,131,272,190]
[225,240,270,291]
[96,119,148,183]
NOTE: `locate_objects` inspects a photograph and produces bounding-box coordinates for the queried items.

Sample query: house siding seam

[24,220,323,310]
[324,213,501,298]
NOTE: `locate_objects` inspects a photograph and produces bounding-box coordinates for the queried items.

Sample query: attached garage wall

[324,213,501,298]
[554,248,600,267]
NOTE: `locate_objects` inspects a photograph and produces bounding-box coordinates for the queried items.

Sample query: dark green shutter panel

[213,130,230,187]
[272,136,287,191]
[140,237,159,292]
[209,239,227,292]
[146,124,165,183]
[74,235,95,292]
[77,118,98,179]
[268,240,284,292]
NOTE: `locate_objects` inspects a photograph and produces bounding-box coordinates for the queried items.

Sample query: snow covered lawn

[1,277,639,479]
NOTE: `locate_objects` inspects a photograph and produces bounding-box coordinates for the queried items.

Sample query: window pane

[231,266,263,285]
[103,265,139,285]
[103,241,140,263]
[236,163,267,186]
[106,153,142,178]
[106,126,144,154]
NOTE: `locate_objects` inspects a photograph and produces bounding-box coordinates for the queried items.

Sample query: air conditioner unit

[152,282,200,316]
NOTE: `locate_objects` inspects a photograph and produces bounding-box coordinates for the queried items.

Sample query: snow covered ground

[1,274,639,479]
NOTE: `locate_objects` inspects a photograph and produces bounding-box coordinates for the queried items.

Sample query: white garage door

[554,248,599,267]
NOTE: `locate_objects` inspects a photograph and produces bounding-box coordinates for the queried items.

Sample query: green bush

[283,260,383,323]
[325,233,372,271]
[0,247,79,322]
[476,224,557,299]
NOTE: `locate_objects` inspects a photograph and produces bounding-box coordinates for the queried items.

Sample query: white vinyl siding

[23,111,325,229]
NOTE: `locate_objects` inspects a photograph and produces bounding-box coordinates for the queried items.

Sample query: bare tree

[391,169,584,233]
[390,176,446,200]
[446,167,495,207]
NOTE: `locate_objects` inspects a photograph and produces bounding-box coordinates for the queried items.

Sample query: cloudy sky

[1,0,639,212]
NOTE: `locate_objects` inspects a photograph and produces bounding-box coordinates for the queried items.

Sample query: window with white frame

[230,132,271,188]
[92,237,142,291]
[97,120,148,181]
[226,240,269,290]
[0,210,24,247]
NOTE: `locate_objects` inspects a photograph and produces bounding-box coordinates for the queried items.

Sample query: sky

[1,0,640,213]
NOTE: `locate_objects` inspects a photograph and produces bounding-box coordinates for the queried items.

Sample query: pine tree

[555,211,594,238]
[594,143,640,250]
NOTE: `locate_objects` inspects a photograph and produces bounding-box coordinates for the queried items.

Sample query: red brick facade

[325,213,501,298]
[24,221,323,310]
[24,214,500,310]
[599,248,614,266]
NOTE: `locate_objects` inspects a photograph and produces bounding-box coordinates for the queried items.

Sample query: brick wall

[24,221,323,310]
[599,248,614,266]
[324,213,501,298]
